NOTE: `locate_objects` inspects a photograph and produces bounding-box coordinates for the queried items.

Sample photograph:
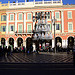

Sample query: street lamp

[52,16,56,53]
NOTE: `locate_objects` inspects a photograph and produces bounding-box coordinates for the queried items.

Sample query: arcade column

[14,41,17,48]
[52,39,54,48]
[23,40,26,47]
[6,40,8,47]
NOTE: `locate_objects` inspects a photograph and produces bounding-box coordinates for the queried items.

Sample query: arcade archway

[9,38,14,47]
[68,36,74,48]
[55,37,62,47]
[17,37,23,47]
[26,37,33,53]
[1,38,5,46]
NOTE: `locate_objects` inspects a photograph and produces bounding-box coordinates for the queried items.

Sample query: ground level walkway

[0,52,73,63]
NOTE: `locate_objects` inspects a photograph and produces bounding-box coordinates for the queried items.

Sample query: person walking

[8,45,11,56]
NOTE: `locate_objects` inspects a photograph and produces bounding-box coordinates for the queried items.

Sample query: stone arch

[1,38,6,46]
[17,37,23,47]
[8,37,14,47]
[67,36,74,48]
[55,36,62,47]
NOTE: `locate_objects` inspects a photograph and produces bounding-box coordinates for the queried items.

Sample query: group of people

[0,45,12,57]
[0,44,26,57]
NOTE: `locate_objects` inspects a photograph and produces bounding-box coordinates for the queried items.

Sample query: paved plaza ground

[0,52,73,63]
[0,52,75,75]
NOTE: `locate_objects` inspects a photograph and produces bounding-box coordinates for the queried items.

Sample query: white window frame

[68,11,72,19]
[18,24,23,33]
[27,13,32,20]
[68,22,73,32]
[55,12,60,19]
[18,13,22,20]
[10,14,14,21]
[27,23,32,33]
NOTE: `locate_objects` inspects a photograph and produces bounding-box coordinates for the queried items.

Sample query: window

[11,26,13,31]
[2,26,6,32]
[9,25,14,32]
[68,11,72,19]
[56,24,59,30]
[1,15,6,21]
[55,12,60,19]
[18,24,22,33]
[19,13,22,20]
[68,23,73,30]
[27,25,31,32]
[56,24,61,30]
[10,14,14,21]
[27,13,31,20]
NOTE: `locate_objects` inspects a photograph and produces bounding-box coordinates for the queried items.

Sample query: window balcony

[15,30,33,35]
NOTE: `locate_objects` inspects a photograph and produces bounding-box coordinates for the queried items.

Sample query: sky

[0,0,75,5]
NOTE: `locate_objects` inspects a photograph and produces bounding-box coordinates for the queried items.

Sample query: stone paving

[0,52,73,63]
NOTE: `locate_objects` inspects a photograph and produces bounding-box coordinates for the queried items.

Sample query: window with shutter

[56,24,60,30]
[68,23,72,30]
[18,24,22,33]
[28,25,31,32]
[10,14,14,21]
[11,26,13,31]
[19,13,22,20]
[55,12,59,19]
[68,11,72,19]
[1,26,3,32]
[3,15,6,21]
[3,26,6,32]
[27,13,31,20]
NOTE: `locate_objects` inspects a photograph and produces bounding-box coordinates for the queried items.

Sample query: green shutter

[68,12,72,19]
[59,24,61,30]
[19,14,22,20]
[11,15,13,20]
[69,24,72,30]
[19,24,22,33]
[28,25,31,32]
[8,25,10,32]
[56,13,59,19]
[28,14,31,20]
[1,26,3,32]
[5,26,6,32]
[5,15,6,21]
[13,25,15,31]
[50,24,51,31]
[1,15,2,21]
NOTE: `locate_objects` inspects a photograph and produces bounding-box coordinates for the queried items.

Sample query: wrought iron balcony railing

[15,30,33,34]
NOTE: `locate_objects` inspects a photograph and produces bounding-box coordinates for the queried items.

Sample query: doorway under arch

[17,37,23,47]
[1,38,5,46]
[9,38,14,47]
[55,37,62,47]
[68,36,74,49]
